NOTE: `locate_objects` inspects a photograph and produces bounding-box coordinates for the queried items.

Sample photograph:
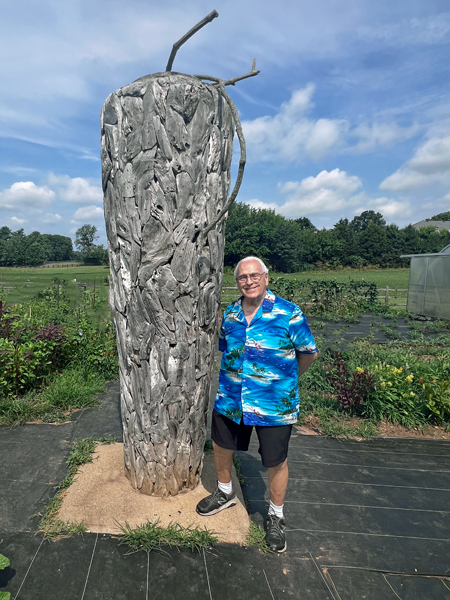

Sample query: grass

[233,455,245,485]
[117,520,217,554]
[0,367,107,426]
[299,333,450,434]
[221,267,410,312]
[38,436,218,553]
[38,437,117,540]
[222,267,410,289]
[302,410,378,438]
[246,521,270,553]
[0,265,110,306]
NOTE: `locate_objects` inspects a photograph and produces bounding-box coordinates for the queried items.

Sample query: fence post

[385,286,389,306]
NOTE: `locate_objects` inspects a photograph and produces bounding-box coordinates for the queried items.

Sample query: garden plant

[299,332,450,437]
[0,279,118,426]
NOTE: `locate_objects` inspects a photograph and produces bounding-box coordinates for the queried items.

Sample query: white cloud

[40,213,63,224]
[11,216,27,225]
[0,166,40,176]
[242,85,347,162]
[353,196,412,218]
[351,122,419,153]
[358,13,450,46]
[372,199,411,218]
[47,173,103,204]
[246,199,278,211]
[71,206,104,223]
[380,135,450,191]
[0,181,55,209]
[242,84,420,162]
[247,169,409,224]
[250,169,362,218]
[423,191,450,211]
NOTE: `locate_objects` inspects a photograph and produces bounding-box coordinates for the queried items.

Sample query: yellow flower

[387,381,392,386]
[381,382,386,388]
[405,375,414,383]
[410,392,415,397]
[375,365,378,370]
[356,367,364,373]
[386,365,390,368]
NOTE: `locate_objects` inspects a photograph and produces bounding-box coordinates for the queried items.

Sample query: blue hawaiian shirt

[214,290,317,426]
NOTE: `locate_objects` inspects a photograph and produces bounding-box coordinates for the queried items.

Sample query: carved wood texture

[101,72,233,496]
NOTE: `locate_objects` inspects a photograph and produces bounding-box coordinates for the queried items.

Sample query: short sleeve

[218,315,227,352]
[288,305,317,353]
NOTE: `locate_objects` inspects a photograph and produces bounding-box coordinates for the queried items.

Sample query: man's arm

[296,351,318,377]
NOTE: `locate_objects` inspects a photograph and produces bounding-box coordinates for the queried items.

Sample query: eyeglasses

[236,272,265,283]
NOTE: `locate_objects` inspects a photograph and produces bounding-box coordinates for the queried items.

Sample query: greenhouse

[402,244,450,320]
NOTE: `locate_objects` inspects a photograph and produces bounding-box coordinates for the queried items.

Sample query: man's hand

[296,351,318,377]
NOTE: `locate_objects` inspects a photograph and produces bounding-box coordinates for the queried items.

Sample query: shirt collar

[234,289,275,313]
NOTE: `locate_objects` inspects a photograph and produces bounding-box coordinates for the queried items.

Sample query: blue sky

[1,0,449,246]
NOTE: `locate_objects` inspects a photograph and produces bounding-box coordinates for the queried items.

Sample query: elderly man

[196,256,318,552]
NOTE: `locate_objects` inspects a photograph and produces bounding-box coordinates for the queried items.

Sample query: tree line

[1,208,449,270]
[0,225,108,267]
[0,227,73,266]
[224,205,450,272]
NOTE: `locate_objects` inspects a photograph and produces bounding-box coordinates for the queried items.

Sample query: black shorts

[211,409,292,468]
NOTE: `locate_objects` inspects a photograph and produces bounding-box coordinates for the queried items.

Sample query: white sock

[268,500,284,519]
[218,480,233,495]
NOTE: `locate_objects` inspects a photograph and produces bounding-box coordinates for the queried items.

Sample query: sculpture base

[58,442,249,545]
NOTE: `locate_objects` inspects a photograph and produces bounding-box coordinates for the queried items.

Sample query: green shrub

[0,552,11,600]
[271,277,379,316]
[364,363,426,427]
[41,369,106,411]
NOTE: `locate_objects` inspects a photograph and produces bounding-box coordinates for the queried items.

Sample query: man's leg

[256,425,292,553]
[268,458,288,506]
[196,411,252,516]
[213,441,234,484]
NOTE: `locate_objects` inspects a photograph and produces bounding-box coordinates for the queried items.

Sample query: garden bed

[0,280,118,426]
[299,325,450,440]
[299,415,450,440]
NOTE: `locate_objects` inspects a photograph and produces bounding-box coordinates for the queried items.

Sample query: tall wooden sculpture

[101,11,259,496]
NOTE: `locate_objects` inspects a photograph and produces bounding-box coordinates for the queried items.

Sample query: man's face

[236,260,269,301]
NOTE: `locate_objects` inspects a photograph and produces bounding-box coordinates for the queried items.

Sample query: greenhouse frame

[401,244,450,320]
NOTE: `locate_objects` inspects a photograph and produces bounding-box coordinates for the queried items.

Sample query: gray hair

[234,256,269,280]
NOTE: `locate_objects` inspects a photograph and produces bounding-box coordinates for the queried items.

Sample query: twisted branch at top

[166,10,219,72]
[194,65,260,245]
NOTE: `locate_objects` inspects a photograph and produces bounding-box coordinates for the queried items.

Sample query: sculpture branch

[194,71,259,245]
[223,60,260,86]
[166,10,219,72]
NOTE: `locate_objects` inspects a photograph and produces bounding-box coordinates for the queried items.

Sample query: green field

[0,265,111,306]
[222,267,410,289]
[0,264,410,309]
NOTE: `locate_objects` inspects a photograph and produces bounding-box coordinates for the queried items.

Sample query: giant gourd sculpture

[101,11,259,496]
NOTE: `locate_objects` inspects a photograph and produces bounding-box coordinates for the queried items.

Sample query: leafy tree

[42,234,73,261]
[270,220,300,272]
[75,225,99,256]
[297,228,320,269]
[428,211,450,221]
[0,226,12,242]
[224,203,277,266]
[1,229,27,266]
[350,210,386,233]
[83,244,109,265]
[358,221,387,265]
[401,225,420,255]
[383,224,404,266]
[23,231,52,266]
[333,218,358,264]
[294,217,316,231]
